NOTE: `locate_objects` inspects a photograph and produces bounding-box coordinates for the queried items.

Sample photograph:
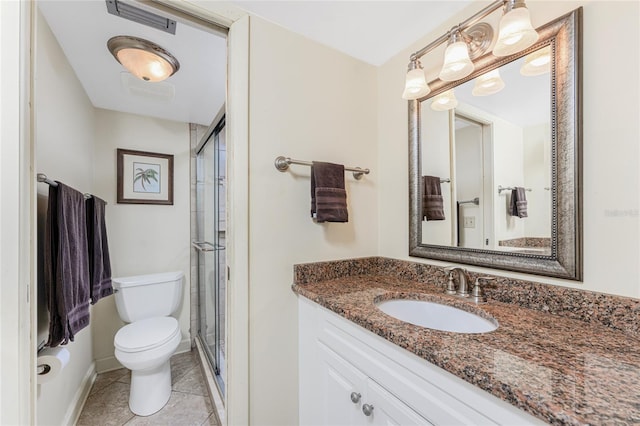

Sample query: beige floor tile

[123,391,212,426]
[173,366,207,396]
[77,382,134,426]
[90,368,129,395]
[170,351,199,383]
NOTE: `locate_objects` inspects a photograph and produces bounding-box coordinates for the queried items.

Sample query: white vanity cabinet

[299,297,544,426]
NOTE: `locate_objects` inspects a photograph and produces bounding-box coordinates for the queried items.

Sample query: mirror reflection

[420,45,552,255]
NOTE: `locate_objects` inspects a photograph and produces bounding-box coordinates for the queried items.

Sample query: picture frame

[117,149,174,205]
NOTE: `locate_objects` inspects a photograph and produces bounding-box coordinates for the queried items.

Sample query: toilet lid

[115,317,180,353]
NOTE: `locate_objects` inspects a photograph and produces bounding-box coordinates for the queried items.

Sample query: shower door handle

[192,241,218,252]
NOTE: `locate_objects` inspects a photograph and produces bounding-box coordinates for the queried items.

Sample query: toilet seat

[115,317,180,353]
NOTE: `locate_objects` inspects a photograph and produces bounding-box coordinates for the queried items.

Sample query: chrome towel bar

[37,173,106,203]
[274,156,370,180]
[498,185,532,194]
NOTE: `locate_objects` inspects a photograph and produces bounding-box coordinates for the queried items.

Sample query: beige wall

[35,12,96,425]
[248,16,379,425]
[92,109,192,371]
[378,0,640,298]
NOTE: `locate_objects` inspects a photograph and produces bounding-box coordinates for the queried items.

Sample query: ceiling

[38,1,540,129]
[38,0,227,126]
[231,1,472,66]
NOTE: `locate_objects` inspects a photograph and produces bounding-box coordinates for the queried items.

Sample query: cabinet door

[319,343,367,426]
[364,379,433,426]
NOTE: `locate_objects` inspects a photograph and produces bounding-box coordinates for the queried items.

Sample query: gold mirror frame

[408,8,582,280]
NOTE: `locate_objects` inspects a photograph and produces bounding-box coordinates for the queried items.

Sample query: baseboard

[95,338,192,374]
[94,355,122,374]
[62,362,96,426]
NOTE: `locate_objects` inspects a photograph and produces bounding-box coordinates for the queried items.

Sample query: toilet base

[129,360,172,416]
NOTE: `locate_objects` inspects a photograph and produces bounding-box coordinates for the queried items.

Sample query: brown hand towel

[44,182,91,347]
[311,162,348,223]
[510,187,528,218]
[423,176,445,221]
[86,196,113,304]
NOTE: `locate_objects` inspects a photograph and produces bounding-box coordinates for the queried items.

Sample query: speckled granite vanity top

[292,257,640,425]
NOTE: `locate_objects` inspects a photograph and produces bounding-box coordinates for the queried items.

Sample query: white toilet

[112,271,184,416]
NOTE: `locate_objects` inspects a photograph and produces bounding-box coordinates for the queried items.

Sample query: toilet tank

[112,271,184,323]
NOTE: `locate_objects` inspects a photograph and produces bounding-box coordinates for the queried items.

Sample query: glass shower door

[195,117,226,394]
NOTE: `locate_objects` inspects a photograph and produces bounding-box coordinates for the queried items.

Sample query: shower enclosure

[194,116,226,394]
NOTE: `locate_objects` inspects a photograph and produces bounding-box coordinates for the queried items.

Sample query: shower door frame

[195,114,226,395]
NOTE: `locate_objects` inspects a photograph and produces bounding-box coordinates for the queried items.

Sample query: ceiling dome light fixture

[107,36,180,83]
[492,0,539,57]
[520,45,551,76]
[431,89,458,111]
[472,69,506,96]
[439,29,475,82]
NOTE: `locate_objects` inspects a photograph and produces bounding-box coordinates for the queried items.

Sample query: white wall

[455,123,484,249]
[378,0,640,298]
[34,11,96,425]
[248,16,379,425]
[523,123,552,238]
[92,109,192,371]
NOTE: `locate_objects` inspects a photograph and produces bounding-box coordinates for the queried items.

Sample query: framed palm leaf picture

[117,149,174,205]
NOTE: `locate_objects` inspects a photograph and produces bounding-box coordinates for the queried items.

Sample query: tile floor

[77,351,218,426]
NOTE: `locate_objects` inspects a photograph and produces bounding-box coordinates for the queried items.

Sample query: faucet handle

[471,277,495,303]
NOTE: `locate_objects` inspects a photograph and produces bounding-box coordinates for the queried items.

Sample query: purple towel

[44,182,91,347]
[423,176,445,221]
[311,162,348,223]
[86,196,113,304]
[510,187,528,218]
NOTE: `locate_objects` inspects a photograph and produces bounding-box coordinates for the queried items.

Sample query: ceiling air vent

[106,0,177,35]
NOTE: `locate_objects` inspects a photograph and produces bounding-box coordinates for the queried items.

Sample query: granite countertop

[293,274,640,425]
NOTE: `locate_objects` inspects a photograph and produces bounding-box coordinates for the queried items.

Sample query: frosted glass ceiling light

[402,58,430,100]
[493,0,539,57]
[431,90,458,111]
[520,45,551,76]
[439,30,474,82]
[108,36,180,82]
[472,69,505,96]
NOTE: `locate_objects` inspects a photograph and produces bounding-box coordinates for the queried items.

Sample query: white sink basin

[376,299,498,334]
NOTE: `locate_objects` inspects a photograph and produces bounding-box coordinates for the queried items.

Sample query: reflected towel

[311,162,348,223]
[423,176,445,221]
[86,196,113,304]
[510,187,528,218]
[44,182,91,347]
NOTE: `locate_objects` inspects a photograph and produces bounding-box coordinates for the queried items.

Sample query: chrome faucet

[443,266,471,297]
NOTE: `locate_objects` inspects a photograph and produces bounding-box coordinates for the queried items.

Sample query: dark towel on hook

[44,182,91,347]
[510,187,528,218]
[423,176,445,221]
[311,161,348,223]
[86,196,113,304]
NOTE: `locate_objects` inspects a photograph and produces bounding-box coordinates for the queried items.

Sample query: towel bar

[37,173,107,203]
[498,185,532,194]
[274,156,370,180]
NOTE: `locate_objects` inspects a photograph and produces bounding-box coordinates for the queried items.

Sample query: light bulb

[402,61,430,100]
[472,69,505,96]
[520,46,551,76]
[431,90,458,111]
[439,40,474,81]
[493,6,539,57]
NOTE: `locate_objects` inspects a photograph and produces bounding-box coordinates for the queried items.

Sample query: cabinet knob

[362,403,374,416]
[350,392,361,403]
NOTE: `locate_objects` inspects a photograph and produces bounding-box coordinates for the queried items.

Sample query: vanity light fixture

[402,58,431,100]
[107,36,180,83]
[402,0,541,99]
[520,45,551,76]
[438,29,475,82]
[472,69,505,96]
[492,0,539,57]
[430,89,458,111]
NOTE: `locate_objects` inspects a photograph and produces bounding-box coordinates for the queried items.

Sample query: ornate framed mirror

[409,8,582,280]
